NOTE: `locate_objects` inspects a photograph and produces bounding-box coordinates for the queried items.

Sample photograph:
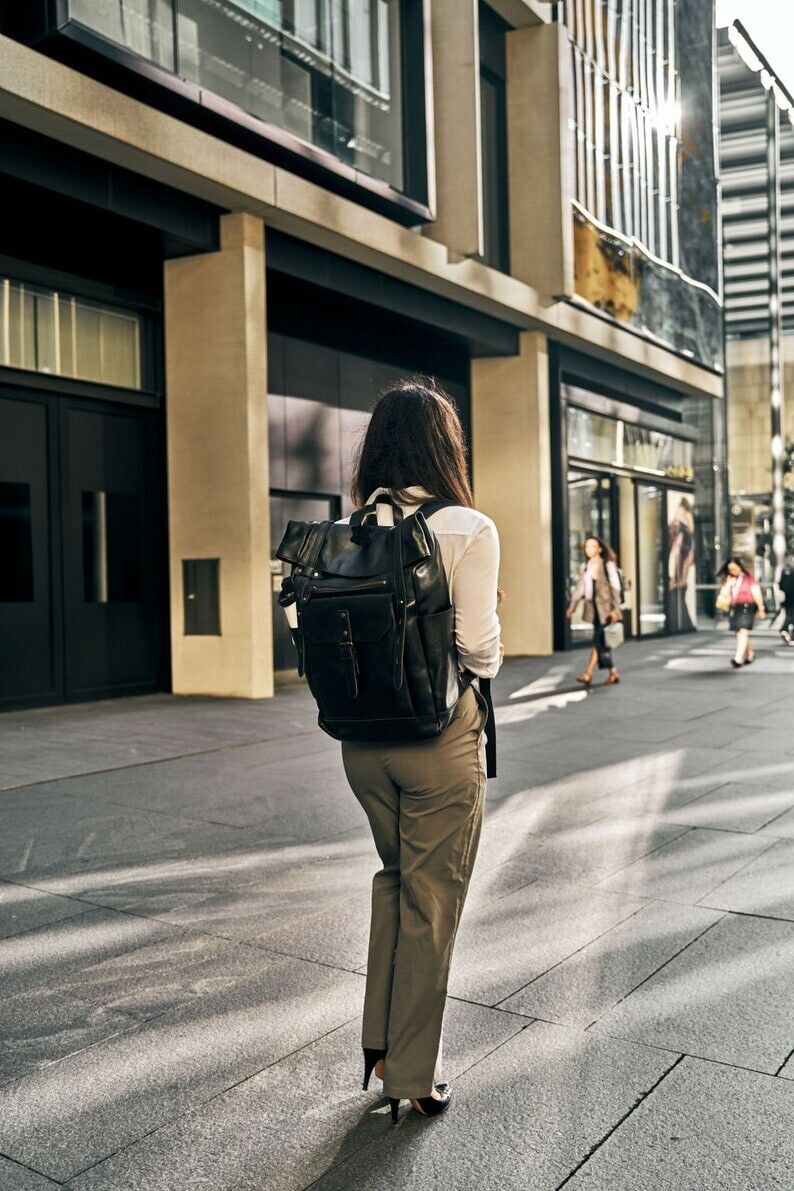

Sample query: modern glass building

[0,0,723,708]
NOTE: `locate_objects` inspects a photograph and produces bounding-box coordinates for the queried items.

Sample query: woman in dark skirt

[717,558,766,668]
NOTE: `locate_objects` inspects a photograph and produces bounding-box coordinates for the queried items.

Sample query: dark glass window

[479,4,510,273]
[0,481,34,602]
[183,558,221,634]
[68,0,405,191]
[82,491,142,602]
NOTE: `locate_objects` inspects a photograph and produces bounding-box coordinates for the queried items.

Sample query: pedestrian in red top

[717,557,766,668]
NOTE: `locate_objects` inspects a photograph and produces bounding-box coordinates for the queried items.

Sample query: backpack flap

[276,518,433,578]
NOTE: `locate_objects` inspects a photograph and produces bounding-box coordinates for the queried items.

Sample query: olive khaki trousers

[341,684,488,1099]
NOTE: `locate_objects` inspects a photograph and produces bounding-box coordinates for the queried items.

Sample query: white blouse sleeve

[450,519,502,679]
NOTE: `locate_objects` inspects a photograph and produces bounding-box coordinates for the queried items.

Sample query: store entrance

[0,391,165,708]
[567,470,617,646]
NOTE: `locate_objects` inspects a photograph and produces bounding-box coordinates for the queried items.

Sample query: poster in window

[667,491,697,632]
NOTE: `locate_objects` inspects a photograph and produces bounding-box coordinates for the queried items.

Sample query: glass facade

[0,279,142,390]
[567,404,694,479]
[564,0,722,370]
[69,0,405,190]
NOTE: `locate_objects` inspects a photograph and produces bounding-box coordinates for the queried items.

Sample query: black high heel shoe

[362,1047,386,1091]
[389,1084,452,1124]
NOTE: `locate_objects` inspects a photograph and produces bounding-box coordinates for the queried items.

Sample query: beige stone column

[506,22,574,297]
[164,211,273,698]
[423,0,483,258]
[472,331,554,656]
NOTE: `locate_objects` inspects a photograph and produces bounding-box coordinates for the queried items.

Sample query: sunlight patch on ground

[496,691,588,725]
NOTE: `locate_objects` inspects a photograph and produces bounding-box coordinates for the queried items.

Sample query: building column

[471,331,554,656]
[164,211,273,698]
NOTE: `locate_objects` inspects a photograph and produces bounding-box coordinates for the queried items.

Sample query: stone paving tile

[449,878,648,1006]
[0,1156,59,1190]
[0,797,270,886]
[594,827,775,904]
[759,804,794,839]
[591,913,794,1073]
[659,783,794,833]
[697,838,794,920]
[563,1057,794,1191]
[308,1022,677,1191]
[0,954,363,1183]
[0,881,90,940]
[0,692,320,789]
[1,987,140,1085]
[248,889,372,970]
[0,906,181,1000]
[28,734,351,830]
[475,817,691,898]
[68,1020,674,1191]
[500,901,722,1027]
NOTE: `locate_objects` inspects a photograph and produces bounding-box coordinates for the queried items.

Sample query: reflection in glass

[82,491,142,603]
[637,484,665,636]
[0,482,34,602]
[567,407,621,467]
[69,0,175,67]
[69,0,404,189]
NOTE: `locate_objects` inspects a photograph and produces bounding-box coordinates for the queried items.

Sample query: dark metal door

[60,403,163,700]
[0,395,59,705]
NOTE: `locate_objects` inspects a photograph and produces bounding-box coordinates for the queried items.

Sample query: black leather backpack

[276,493,495,774]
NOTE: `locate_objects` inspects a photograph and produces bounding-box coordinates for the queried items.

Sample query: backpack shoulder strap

[417,499,457,520]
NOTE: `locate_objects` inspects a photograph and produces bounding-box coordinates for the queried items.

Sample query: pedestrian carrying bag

[276,494,497,777]
[715,582,732,613]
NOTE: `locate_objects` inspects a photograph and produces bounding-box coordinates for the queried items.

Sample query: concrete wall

[726,336,794,495]
[164,213,273,698]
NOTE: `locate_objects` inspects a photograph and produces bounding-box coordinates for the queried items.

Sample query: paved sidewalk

[1,630,793,1189]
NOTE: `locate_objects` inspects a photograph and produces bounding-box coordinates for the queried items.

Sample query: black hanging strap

[478,677,497,780]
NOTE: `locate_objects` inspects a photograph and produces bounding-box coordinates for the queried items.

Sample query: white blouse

[342,486,502,679]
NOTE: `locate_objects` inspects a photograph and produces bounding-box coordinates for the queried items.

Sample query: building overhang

[0,32,722,400]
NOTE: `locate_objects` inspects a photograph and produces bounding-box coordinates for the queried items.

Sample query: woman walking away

[566,536,623,688]
[718,558,766,668]
[278,379,500,1125]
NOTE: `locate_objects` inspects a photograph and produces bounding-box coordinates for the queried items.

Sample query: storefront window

[567,408,621,467]
[68,0,405,191]
[636,484,665,636]
[567,472,613,644]
[0,280,142,390]
[567,406,693,481]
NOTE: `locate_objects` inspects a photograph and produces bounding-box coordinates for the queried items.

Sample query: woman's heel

[389,1097,401,1125]
[362,1047,386,1091]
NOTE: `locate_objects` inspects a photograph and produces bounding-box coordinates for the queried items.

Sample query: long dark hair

[349,377,473,509]
[718,556,751,578]
[585,535,618,564]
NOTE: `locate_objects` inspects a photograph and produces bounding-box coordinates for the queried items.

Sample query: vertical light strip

[1,279,9,366]
[52,291,62,376]
[767,85,787,574]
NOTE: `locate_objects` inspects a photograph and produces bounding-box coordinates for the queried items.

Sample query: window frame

[14,0,434,226]
[478,2,510,273]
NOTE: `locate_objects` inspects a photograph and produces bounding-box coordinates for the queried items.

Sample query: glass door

[636,483,666,636]
[567,471,615,645]
[0,395,57,705]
